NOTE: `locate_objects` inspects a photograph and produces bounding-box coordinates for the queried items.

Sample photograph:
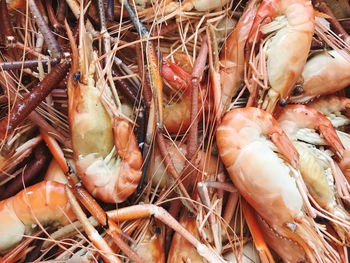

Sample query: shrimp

[307,96,350,182]
[0,181,76,253]
[306,96,350,136]
[161,53,207,134]
[247,0,315,113]
[146,139,221,189]
[290,50,350,103]
[66,10,142,203]
[138,0,231,16]
[217,0,258,117]
[216,107,339,262]
[133,220,165,263]
[277,104,350,243]
[167,210,204,263]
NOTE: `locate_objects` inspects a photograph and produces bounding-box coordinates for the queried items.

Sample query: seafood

[0,181,76,253]
[167,210,204,263]
[216,107,338,262]
[247,0,315,112]
[306,96,350,136]
[0,61,70,140]
[255,213,308,263]
[277,104,350,243]
[146,139,221,189]
[3,0,350,262]
[217,0,258,117]
[67,11,142,203]
[139,0,231,16]
[307,96,350,182]
[133,220,165,263]
[290,50,350,103]
[161,53,207,134]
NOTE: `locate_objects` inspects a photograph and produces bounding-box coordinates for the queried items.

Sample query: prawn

[161,53,207,134]
[67,8,142,203]
[216,107,339,262]
[277,104,350,243]
[133,220,165,263]
[167,210,204,263]
[0,181,76,253]
[247,0,315,113]
[307,96,350,182]
[146,139,221,190]
[255,212,308,263]
[138,0,231,18]
[290,50,350,103]
[216,0,258,118]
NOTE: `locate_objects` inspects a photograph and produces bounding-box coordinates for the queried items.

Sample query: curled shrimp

[216,107,339,262]
[0,181,76,253]
[277,104,350,243]
[67,11,142,203]
[290,50,350,103]
[247,0,315,112]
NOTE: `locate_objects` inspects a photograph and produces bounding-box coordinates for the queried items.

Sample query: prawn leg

[0,0,16,47]
[65,186,122,263]
[107,204,226,263]
[68,186,147,263]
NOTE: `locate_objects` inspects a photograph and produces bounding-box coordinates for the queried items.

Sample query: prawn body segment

[277,104,345,158]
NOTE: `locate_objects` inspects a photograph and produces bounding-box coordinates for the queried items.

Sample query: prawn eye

[187,211,195,218]
[279,100,287,107]
[154,227,162,235]
[292,85,304,96]
[73,72,81,82]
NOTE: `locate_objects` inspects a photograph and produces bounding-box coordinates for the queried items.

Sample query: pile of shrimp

[1,0,350,262]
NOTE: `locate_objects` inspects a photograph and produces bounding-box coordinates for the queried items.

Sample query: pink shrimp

[67,9,142,203]
[247,0,315,113]
[277,104,350,244]
[290,50,350,103]
[216,107,339,262]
